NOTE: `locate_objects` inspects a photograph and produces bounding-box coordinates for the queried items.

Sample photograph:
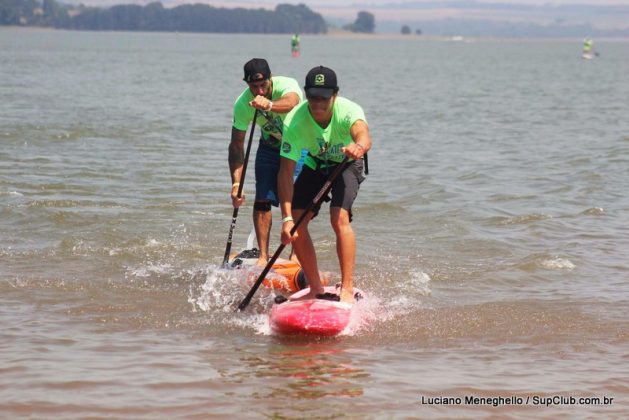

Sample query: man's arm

[228,127,247,207]
[250,92,300,114]
[342,120,372,160]
[278,156,297,245]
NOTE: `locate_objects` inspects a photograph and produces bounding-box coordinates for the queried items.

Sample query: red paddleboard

[269,286,362,336]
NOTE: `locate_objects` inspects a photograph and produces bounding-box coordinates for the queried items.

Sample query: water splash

[185,260,434,337]
[409,270,432,296]
[341,270,432,336]
[187,265,277,334]
[341,294,386,336]
[188,267,242,313]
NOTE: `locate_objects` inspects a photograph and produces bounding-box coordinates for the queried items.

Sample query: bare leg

[289,209,325,299]
[330,207,355,303]
[253,204,272,266]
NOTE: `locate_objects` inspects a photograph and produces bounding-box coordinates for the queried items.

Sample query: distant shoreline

[2,26,629,42]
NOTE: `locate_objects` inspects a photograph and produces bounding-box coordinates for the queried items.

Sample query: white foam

[341,291,409,336]
[127,262,173,279]
[541,258,575,270]
[582,207,604,216]
[189,268,239,312]
[107,248,121,256]
[188,265,430,337]
[250,314,272,335]
[146,239,160,247]
[188,266,276,334]
[409,270,432,296]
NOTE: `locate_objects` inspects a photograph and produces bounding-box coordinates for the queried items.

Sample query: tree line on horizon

[0,0,331,33]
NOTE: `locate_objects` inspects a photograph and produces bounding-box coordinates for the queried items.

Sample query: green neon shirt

[280,97,366,169]
[232,76,302,148]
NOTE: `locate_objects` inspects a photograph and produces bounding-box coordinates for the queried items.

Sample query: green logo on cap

[315,74,325,86]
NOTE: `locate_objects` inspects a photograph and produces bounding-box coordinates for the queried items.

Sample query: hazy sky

[76,0,629,6]
[208,0,629,5]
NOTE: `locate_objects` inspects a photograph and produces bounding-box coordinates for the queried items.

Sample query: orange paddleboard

[230,250,329,294]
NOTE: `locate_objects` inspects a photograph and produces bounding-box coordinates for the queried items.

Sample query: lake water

[1,28,628,418]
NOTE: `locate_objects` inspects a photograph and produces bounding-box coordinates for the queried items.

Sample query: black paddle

[222,110,259,267]
[237,157,351,311]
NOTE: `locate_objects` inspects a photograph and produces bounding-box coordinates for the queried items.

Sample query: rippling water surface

[1,28,629,418]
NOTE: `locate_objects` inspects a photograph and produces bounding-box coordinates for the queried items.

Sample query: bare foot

[339,288,355,304]
[255,257,268,267]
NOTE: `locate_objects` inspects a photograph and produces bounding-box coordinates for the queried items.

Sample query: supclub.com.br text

[420,395,614,407]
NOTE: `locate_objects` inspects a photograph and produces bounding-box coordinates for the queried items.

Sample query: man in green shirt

[278,66,372,303]
[291,33,300,57]
[229,58,302,266]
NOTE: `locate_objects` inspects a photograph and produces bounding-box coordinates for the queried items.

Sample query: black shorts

[292,159,365,220]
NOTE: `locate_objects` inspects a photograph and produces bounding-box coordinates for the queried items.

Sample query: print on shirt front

[280,97,366,170]
[262,114,284,147]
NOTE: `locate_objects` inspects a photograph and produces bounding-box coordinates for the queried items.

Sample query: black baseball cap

[243,58,271,82]
[304,66,338,99]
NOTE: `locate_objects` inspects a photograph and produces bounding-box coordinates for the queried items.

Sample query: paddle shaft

[222,110,259,266]
[237,158,351,311]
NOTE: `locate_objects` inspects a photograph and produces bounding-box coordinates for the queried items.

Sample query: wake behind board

[270,286,363,336]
